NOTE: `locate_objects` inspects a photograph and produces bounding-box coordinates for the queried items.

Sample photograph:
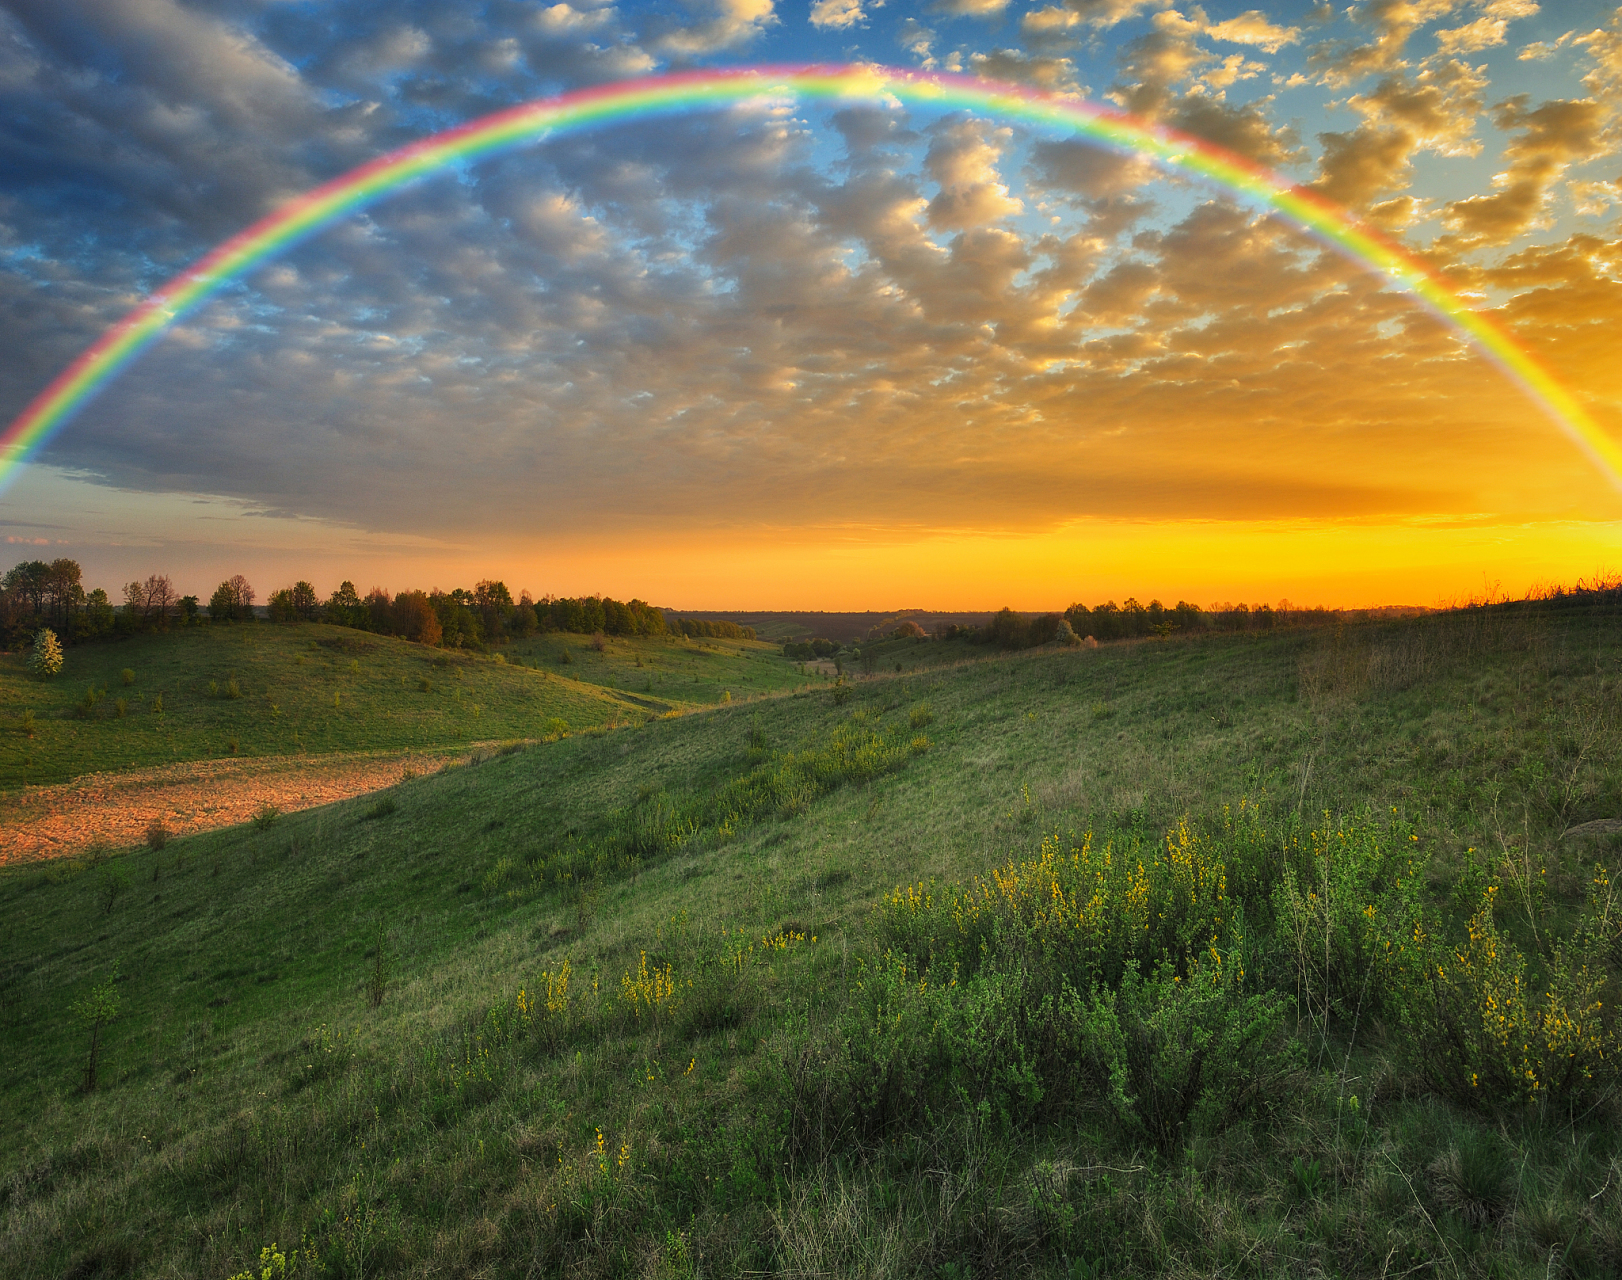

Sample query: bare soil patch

[0,748,478,865]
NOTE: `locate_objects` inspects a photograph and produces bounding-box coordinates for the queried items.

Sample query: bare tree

[143,574,175,623]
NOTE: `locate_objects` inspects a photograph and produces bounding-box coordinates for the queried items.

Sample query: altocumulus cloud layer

[1,0,1620,602]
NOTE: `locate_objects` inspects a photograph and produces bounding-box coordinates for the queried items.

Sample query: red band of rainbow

[6,64,1619,493]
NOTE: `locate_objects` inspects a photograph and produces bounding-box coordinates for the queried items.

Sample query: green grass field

[0,625,764,791]
[2,599,1619,1278]
[504,631,815,710]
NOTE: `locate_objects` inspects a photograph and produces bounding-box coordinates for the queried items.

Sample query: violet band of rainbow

[6,63,1620,494]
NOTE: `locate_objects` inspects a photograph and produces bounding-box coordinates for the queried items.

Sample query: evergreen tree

[29,626,63,677]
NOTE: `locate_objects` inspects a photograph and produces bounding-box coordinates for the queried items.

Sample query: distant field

[0,624,656,791]
[2,598,1619,1278]
[503,630,815,706]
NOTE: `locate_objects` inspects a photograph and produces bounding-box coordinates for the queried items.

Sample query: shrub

[541,717,569,742]
[909,702,934,729]
[145,819,170,851]
[1091,701,1114,720]
[28,628,63,677]
[120,668,135,685]
[1073,958,1298,1152]
[114,698,126,718]
[591,631,606,652]
[252,803,280,830]
[880,821,1237,990]
[1392,876,1620,1112]
[150,693,163,715]
[831,681,851,706]
[419,677,432,692]
[20,710,34,738]
[226,677,241,699]
[97,861,131,915]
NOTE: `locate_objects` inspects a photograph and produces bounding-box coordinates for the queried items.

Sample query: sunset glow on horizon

[2,2,1619,610]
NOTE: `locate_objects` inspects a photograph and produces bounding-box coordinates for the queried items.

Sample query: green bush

[1073,958,1299,1152]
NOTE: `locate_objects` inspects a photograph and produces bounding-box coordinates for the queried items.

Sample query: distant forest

[8,555,1610,658]
[0,558,752,651]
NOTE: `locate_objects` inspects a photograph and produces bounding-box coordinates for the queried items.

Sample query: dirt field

[0,748,480,865]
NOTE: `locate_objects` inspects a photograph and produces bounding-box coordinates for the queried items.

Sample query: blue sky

[1,0,1619,607]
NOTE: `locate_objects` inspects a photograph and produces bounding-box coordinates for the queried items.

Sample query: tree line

[936,598,1365,650]
[0,558,753,652]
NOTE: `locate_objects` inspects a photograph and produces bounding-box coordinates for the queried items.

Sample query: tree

[3,561,49,617]
[43,559,84,632]
[327,580,362,627]
[178,595,200,625]
[29,627,63,677]
[473,580,512,642]
[71,962,120,1093]
[85,588,115,635]
[267,588,298,623]
[143,574,176,626]
[393,591,442,645]
[365,587,392,633]
[209,575,254,622]
[291,580,319,620]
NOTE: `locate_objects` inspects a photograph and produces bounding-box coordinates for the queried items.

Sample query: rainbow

[6,63,1619,493]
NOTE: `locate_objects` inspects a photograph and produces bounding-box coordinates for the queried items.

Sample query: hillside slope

[2,598,1619,1278]
[0,624,661,791]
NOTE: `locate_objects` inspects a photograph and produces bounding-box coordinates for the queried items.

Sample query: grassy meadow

[503,632,814,709]
[0,625,797,791]
[2,596,1620,1278]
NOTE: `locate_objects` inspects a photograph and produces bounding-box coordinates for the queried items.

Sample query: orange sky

[2,2,1620,609]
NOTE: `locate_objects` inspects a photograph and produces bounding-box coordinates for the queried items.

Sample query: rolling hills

[1,595,1619,1278]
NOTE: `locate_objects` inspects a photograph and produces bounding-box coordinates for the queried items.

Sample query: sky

[1,0,1620,611]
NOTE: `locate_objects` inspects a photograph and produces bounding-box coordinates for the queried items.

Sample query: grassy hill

[0,626,803,792]
[1,597,1619,1278]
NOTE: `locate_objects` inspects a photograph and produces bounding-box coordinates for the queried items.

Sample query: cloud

[923,117,1024,229]
[1198,52,1269,91]
[809,0,869,31]
[896,16,936,63]
[1307,0,1468,87]
[648,0,777,55]
[1440,97,1607,247]
[1308,60,1489,208]
[1568,176,1622,216]
[1435,17,1506,54]
[1203,9,1301,54]
[1030,139,1157,199]
[1576,9,1622,104]
[1519,31,1574,61]
[930,0,1010,18]
[1063,0,1170,30]
[1019,6,1083,53]
[968,48,1082,91]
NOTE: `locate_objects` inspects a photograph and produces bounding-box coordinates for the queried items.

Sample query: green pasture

[2,597,1620,1278]
[503,631,815,708]
[0,624,659,790]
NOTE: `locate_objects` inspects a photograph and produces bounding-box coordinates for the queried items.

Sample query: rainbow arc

[5,64,1619,493]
